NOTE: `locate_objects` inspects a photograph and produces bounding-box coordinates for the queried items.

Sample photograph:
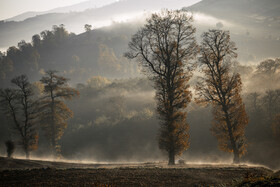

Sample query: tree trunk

[224,108,240,164]
[233,151,240,164]
[25,149,30,159]
[51,132,56,158]
[50,91,56,158]
[168,150,175,165]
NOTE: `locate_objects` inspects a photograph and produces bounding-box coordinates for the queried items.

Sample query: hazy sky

[0,0,88,20]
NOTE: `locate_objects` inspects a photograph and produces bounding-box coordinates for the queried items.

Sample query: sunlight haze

[0,0,112,20]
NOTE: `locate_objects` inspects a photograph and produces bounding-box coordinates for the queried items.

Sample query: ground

[0,157,279,186]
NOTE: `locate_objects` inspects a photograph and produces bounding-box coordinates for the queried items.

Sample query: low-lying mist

[1,59,280,169]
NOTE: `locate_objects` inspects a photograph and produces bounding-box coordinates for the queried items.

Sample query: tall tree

[125,10,198,165]
[196,30,248,164]
[0,75,38,159]
[39,70,79,157]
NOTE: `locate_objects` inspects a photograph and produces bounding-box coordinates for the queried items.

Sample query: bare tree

[0,75,38,159]
[125,10,198,165]
[195,30,248,164]
[39,70,79,158]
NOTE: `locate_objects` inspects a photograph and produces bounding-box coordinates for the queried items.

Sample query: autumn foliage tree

[0,75,38,159]
[39,70,79,157]
[125,10,198,165]
[195,30,248,164]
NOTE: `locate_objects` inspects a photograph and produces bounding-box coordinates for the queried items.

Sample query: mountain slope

[5,0,117,22]
[0,0,200,50]
[187,0,280,28]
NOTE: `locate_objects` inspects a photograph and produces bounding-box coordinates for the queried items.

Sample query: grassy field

[0,157,279,186]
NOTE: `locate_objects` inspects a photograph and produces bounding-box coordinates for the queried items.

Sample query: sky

[0,0,88,20]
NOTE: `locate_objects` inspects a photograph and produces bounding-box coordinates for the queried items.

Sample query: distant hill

[187,0,280,31]
[0,0,200,50]
[0,0,279,86]
[185,0,280,64]
[4,0,117,22]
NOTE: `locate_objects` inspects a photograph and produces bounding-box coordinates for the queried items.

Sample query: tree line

[0,71,79,158]
[0,23,138,86]
[0,24,74,82]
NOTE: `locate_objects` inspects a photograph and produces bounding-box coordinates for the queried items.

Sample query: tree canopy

[39,70,79,157]
[125,9,198,164]
[196,30,248,163]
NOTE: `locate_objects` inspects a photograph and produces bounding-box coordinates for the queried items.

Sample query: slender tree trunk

[167,72,176,166]
[168,150,175,165]
[51,107,56,158]
[224,109,240,164]
[51,132,56,157]
[25,149,30,159]
[233,152,240,164]
[50,89,56,158]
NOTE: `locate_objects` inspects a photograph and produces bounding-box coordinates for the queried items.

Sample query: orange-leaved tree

[39,70,79,158]
[125,10,198,165]
[195,30,248,164]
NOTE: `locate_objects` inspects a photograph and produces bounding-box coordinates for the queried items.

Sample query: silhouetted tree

[262,89,280,120]
[11,75,39,158]
[5,140,15,158]
[0,75,38,159]
[39,70,79,157]
[84,24,92,32]
[195,30,248,164]
[252,58,280,90]
[125,10,198,165]
[255,58,280,76]
[17,40,40,71]
[0,55,13,80]
[247,92,261,114]
[32,34,41,50]
[53,24,69,44]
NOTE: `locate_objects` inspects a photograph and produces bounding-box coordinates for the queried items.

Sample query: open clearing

[0,157,279,186]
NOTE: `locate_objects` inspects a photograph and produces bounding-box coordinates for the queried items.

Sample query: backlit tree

[125,10,198,165]
[0,75,38,159]
[39,70,79,157]
[195,30,248,164]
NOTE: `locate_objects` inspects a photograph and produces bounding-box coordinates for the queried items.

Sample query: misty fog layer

[1,60,280,169]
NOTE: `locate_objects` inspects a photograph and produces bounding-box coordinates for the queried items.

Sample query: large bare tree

[0,75,38,159]
[125,10,198,165]
[196,30,248,163]
[39,70,79,158]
